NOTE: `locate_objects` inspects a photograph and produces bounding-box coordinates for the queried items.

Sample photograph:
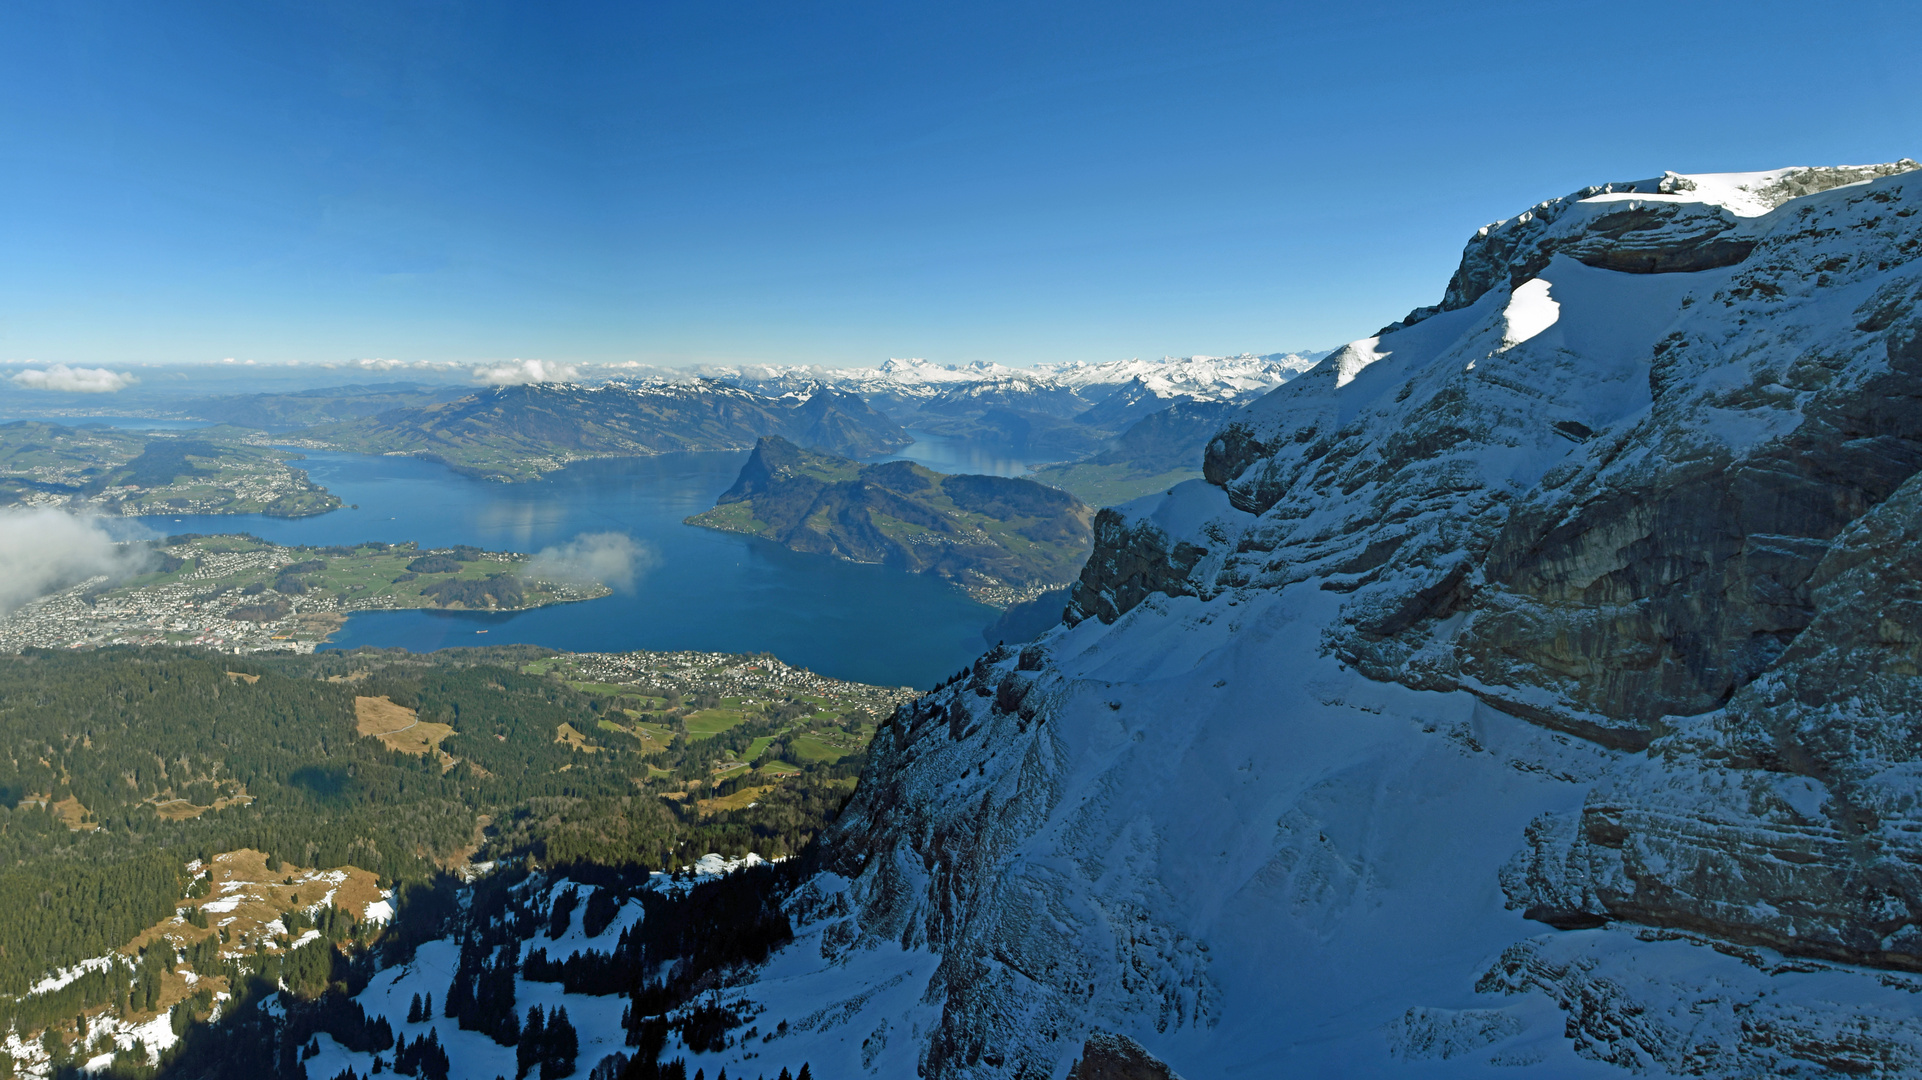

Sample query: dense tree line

[419,575,525,608]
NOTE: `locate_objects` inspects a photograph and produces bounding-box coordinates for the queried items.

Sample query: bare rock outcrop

[1066,1031,1184,1080]
[1502,465,1922,967]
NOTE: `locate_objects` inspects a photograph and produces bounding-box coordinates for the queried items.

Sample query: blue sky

[3,0,1917,369]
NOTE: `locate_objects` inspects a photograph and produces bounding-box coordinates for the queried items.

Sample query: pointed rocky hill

[686,436,1093,601]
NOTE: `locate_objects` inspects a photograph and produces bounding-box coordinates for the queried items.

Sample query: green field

[684,708,749,738]
[789,734,855,762]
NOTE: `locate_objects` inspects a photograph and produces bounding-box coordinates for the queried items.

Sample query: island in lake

[0,534,610,653]
[687,435,1093,606]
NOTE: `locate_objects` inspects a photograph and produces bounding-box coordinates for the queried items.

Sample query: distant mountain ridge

[179,383,469,430]
[687,436,1093,603]
[1025,399,1239,505]
[295,382,910,481]
[707,351,1329,420]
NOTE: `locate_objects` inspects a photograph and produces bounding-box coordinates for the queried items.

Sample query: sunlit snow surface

[1499,278,1559,347]
[658,166,1922,1079]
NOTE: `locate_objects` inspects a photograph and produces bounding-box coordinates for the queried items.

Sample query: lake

[144,433,1055,689]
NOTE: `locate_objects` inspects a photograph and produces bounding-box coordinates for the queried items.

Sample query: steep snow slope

[676,163,1922,1079]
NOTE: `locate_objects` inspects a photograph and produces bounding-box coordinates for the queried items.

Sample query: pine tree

[541,1006,578,1080]
[496,1003,521,1048]
[408,994,423,1024]
[516,1005,544,1080]
[443,965,473,1023]
[796,1066,811,1080]
[420,1028,450,1080]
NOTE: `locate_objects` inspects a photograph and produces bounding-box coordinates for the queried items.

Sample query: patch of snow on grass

[27,955,119,996]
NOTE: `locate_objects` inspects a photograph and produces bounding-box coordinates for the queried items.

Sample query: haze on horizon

[2,0,1916,372]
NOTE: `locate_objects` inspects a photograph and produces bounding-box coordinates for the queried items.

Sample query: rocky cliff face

[689,165,1922,1079]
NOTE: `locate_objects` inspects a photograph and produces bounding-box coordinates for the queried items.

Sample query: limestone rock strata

[1182,164,1922,745]
[1504,466,1922,967]
[1081,164,1922,973]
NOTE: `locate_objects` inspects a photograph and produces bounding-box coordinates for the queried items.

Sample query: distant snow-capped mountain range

[682,351,1333,422]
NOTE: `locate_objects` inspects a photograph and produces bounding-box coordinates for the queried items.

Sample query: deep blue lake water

[140,431,1049,689]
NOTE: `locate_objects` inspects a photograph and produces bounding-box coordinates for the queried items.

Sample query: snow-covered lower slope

[681,163,1922,1079]
[305,858,768,1080]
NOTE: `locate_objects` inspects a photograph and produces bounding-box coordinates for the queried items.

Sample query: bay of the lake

[148,434,1052,689]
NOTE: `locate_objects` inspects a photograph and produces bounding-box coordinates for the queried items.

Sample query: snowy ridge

[697,352,1329,416]
[684,163,1922,1079]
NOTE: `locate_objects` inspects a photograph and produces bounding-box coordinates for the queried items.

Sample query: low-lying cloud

[10,364,137,393]
[524,532,656,591]
[329,357,465,373]
[474,359,581,385]
[0,509,150,615]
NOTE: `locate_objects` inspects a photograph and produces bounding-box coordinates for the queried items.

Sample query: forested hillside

[0,643,895,1028]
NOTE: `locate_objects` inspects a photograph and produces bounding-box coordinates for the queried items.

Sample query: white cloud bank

[473,359,580,385]
[524,532,656,591]
[0,509,149,615]
[10,364,137,393]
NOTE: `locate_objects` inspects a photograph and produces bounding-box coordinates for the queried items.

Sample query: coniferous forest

[0,644,874,1078]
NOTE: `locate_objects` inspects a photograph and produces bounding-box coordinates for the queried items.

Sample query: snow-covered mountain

[673,162,1922,1077]
[1043,352,1325,398]
[703,352,1327,423]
